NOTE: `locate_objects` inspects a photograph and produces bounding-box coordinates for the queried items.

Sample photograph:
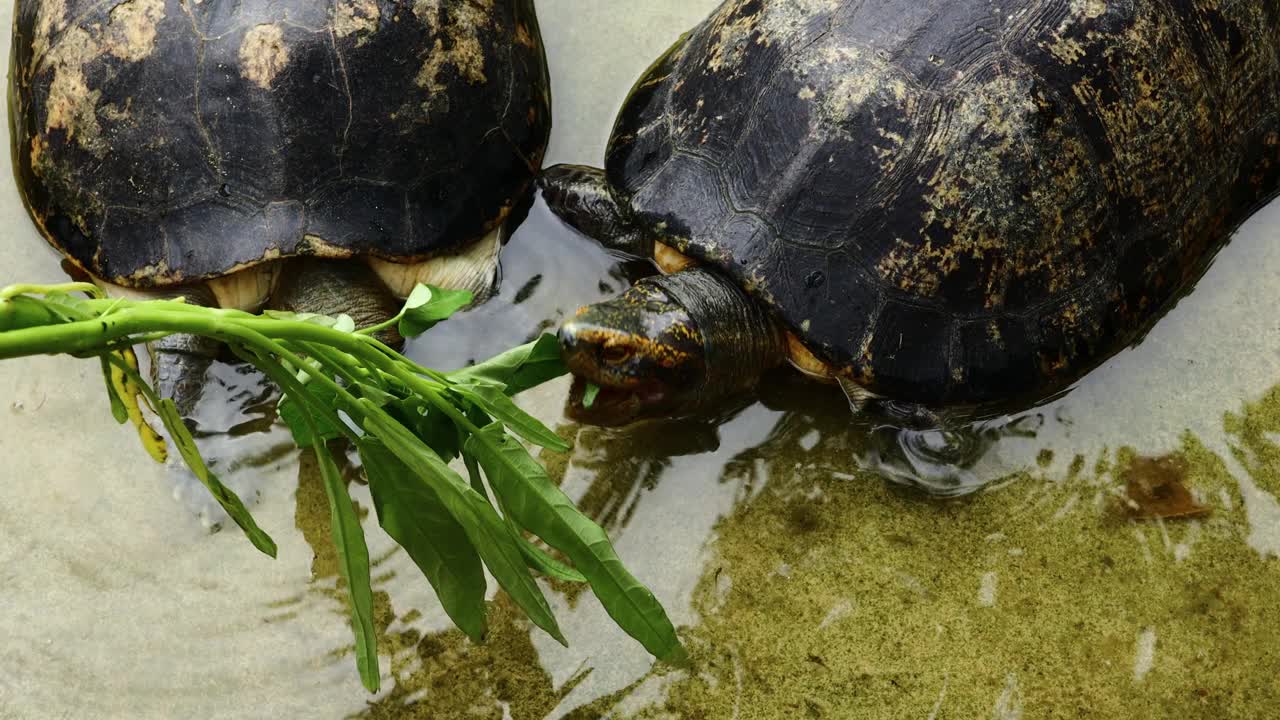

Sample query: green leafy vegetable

[450,333,566,396]
[363,408,567,646]
[313,441,380,692]
[451,381,570,452]
[278,382,345,448]
[466,423,686,663]
[361,437,489,642]
[399,285,474,338]
[0,281,686,692]
[582,383,602,409]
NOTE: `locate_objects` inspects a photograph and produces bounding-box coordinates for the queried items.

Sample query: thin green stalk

[360,356,478,432]
[299,340,371,375]
[72,335,170,357]
[0,306,406,366]
[356,334,453,384]
[227,345,366,445]
[0,282,102,300]
[2,295,454,392]
[353,315,400,338]
[235,336,424,459]
[298,342,371,391]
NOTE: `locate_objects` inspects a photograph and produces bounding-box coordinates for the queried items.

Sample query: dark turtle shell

[605,0,1280,407]
[11,0,550,287]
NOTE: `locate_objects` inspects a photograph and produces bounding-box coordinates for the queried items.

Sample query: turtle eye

[600,345,634,365]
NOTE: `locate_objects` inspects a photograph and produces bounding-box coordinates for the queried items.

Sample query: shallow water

[3,2,1279,718]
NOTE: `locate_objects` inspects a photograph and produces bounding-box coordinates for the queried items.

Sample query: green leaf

[333,314,357,334]
[41,291,95,321]
[312,442,380,693]
[582,383,601,409]
[466,423,684,663]
[362,408,566,646]
[424,405,465,461]
[389,400,461,461]
[451,381,570,452]
[465,403,493,433]
[460,438,487,498]
[449,334,567,396]
[153,398,277,559]
[462,445,586,584]
[355,381,395,408]
[402,284,433,312]
[359,437,489,642]
[0,295,74,331]
[517,537,588,584]
[99,355,129,424]
[278,383,345,448]
[398,284,473,338]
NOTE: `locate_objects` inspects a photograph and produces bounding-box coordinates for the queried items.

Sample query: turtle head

[558,279,708,426]
[558,269,788,426]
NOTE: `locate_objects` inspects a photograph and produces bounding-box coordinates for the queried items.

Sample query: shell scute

[859,299,954,401]
[953,316,1038,402]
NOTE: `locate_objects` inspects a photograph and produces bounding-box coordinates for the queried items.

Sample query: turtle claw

[151,339,220,423]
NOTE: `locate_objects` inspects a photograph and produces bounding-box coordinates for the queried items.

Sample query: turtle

[10,0,551,414]
[541,0,1280,427]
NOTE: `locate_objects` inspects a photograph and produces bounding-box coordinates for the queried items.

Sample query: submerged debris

[1121,454,1211,520]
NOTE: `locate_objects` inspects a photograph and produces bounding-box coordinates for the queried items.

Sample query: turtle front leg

[558,267,787,426]
[272,258,407,346]
[151,286,223,420]
[539,164,654,259]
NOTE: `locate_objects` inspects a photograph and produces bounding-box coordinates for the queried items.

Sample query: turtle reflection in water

[11,0,551,417]
[542,0,1280,476]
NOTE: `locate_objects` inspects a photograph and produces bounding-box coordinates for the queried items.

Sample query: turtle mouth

[565,374,668,427]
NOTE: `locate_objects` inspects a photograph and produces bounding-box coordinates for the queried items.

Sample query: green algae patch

[621,409,1280,717]
[651,486,1275,717]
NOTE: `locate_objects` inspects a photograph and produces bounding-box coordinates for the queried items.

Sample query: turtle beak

[556,317,625,425]
[556,288,710,426]
[557,314,592,372]
[557,307,640,384]
[557,317,636,386]
[556,311,656,425]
